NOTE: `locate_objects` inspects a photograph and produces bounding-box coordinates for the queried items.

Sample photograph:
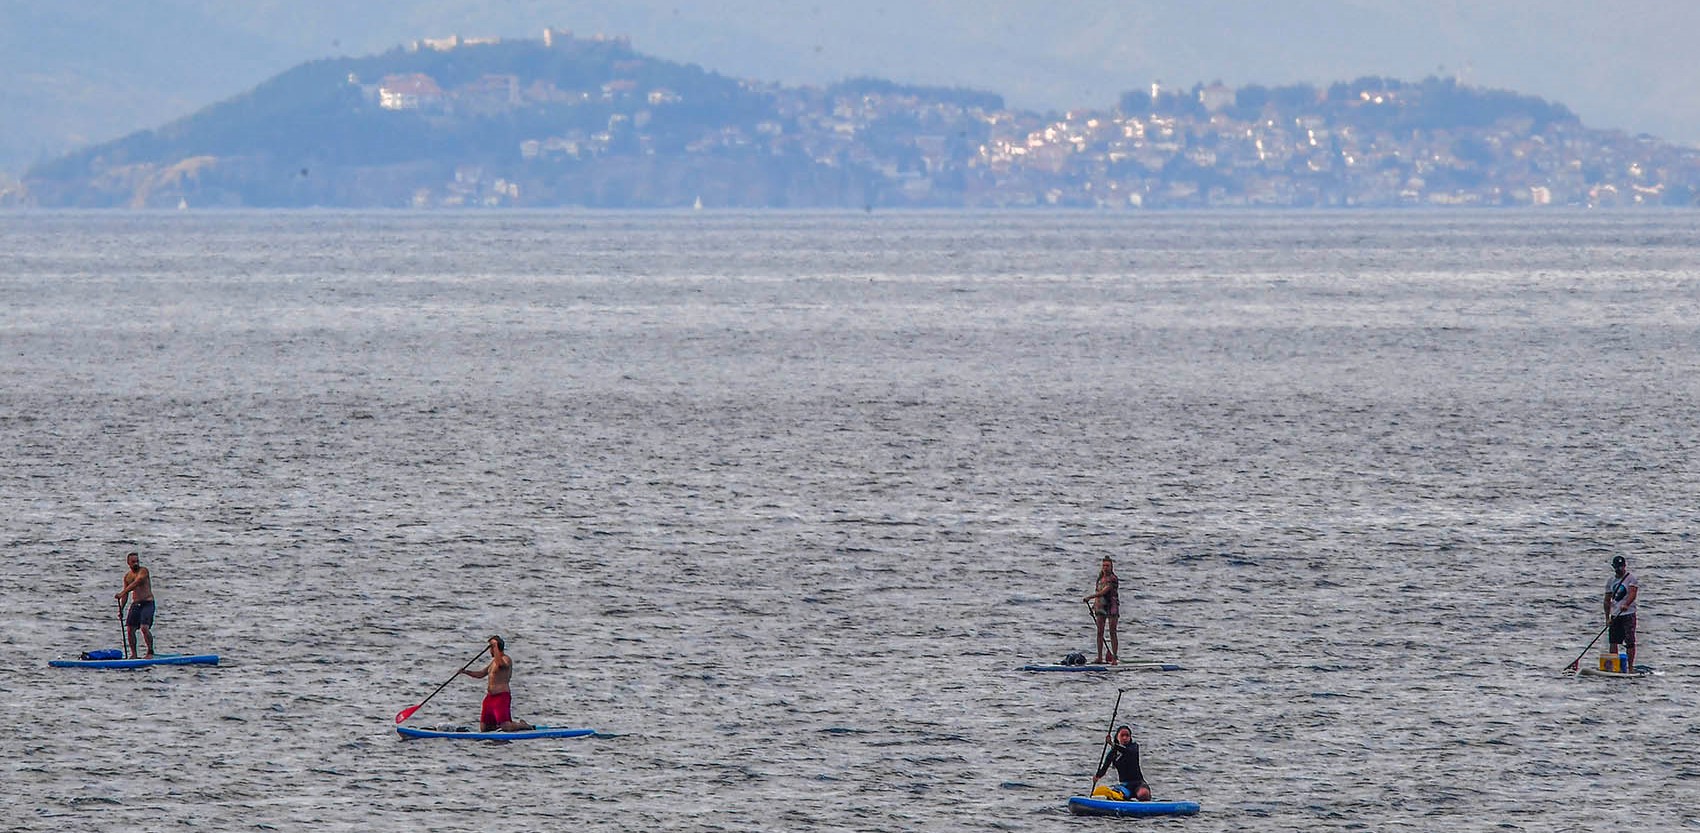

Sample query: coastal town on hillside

[379,65,1695,209]
[13,28,1700,209]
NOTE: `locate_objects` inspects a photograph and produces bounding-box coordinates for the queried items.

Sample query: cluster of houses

[968,104,1693,208]
[396,71,1692,207]
[360,28,643,116]
[768,83,1700,208]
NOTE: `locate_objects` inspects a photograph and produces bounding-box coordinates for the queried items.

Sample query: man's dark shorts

[126,600,155,629]
[1609,613,1635,648]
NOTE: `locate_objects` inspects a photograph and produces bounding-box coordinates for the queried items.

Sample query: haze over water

[3,211,1696,832]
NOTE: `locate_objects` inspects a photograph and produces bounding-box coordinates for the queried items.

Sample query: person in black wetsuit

[1092,724,1151,801]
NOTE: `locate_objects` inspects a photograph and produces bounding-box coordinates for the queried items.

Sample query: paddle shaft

[118,599,126,655]
[1091,688,1127,791]
[1563,621,1613,671]
[1087,602,1103,660]
[396,646,489,723]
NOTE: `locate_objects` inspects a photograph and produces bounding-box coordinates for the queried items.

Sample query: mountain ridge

[11,31,1699,209]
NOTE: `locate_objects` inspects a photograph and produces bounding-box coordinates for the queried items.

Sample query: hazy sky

[4,0,1699,174]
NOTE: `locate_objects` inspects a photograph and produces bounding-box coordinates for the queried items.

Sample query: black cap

[1611,556,1626,568]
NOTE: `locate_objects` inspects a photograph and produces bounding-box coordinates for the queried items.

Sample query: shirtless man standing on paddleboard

[461,635,535,732]
[115,551,155,659]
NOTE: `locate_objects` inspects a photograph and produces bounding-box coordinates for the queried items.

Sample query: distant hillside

[1130,76,1577,133]
[15,32,1700,209]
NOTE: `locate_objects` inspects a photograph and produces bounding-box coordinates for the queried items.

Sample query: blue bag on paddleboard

[80,649,123,660]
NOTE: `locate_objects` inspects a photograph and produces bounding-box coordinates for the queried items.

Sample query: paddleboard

[396,725,595,740]
[1022,662,1182,673]
[1577,665,1658,679]
[49,653,219,669]
[1067,796,1200,817]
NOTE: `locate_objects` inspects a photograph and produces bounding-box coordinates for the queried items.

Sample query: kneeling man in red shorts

[461,634,535,732]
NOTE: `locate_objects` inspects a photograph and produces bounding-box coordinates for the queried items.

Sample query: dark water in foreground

[2,211,1697,832]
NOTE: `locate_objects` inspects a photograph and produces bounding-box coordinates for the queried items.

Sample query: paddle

[1562,621,1611,673]
[117,599,126,657]
[1085,601,1098,658]
[1090,687,1130,792]
[395,646,489,724]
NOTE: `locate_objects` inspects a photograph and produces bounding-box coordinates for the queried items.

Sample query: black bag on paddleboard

[1062,651,1087,666]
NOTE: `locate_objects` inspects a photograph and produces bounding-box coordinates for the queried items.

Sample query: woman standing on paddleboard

[1083,556,1120,664]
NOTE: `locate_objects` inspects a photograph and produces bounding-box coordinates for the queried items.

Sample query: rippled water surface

[3,211,1698,832]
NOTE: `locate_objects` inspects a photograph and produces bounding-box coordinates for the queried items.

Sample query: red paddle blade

[395,704,421,724]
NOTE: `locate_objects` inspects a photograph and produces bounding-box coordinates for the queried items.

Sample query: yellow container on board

[1598,655,1626,673]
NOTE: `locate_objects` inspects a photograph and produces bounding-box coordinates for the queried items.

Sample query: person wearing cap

[460,634,534,732]
[1091,724,1151,801]
[1604,556,1639,671]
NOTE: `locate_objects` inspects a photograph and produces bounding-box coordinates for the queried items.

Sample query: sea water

[2,210,1696,831]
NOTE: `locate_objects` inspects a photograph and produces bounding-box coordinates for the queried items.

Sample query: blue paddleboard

[1067,796,1201,817]
[396,725,595,740]
[49,653,219,669]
